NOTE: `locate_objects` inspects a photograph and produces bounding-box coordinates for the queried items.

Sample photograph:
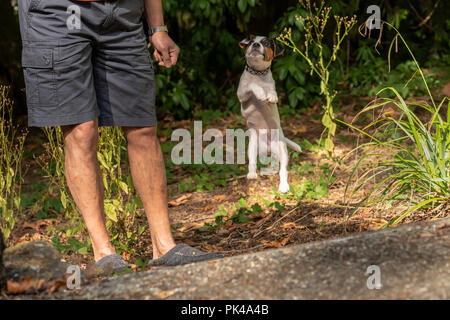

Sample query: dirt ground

[6,94,450,271]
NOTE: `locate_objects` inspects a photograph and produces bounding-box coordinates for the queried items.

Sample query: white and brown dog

[237,35,302,193]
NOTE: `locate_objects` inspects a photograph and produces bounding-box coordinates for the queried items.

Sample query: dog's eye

[261,39,271,46]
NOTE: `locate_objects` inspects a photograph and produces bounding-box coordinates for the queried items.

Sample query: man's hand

[150,32,180,68]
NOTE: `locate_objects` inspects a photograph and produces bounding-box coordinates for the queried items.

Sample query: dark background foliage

[1,0,449,120]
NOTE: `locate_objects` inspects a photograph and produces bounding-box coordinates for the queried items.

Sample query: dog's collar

[245,64,270,76]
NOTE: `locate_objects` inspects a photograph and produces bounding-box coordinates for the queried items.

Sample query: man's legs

[62,120,116,262]
[61,121,204,262]
[62,122,176,261]
[122,126,176,259]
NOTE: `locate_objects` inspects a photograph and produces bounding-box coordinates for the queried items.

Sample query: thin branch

[411,0,440,30]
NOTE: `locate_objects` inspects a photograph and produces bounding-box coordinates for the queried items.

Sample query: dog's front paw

[251,86,267,101]
[247,171,258,180]
[266,92,278,104]
[278,182,290,194]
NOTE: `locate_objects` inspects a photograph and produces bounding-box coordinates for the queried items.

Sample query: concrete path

[65,218,450,299]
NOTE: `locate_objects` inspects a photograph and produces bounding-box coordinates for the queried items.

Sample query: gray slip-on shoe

[147,244,223,267]
[95,254,130,275]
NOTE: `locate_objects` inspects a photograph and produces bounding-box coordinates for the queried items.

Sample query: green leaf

[104,202,118,222]
[237,0,247,13]
[325,138,334,151]
[78,247,88,255]
[288,91,298,107]
[215,205,228,218]
[97,152,109,170]
[238,198,247,208]
[251,203,263,213]
[270,201,284,211]
[61,192,67,209]
[119,181,129,195]
[2,228,10,239]
[329,122,337,136]
[322,113,332,127]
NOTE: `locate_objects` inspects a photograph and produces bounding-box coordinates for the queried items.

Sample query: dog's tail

[283,137,302,153]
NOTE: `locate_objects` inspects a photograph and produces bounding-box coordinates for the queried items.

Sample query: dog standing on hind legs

[237,35,302,193]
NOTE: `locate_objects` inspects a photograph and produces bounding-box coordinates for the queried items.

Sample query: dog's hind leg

[278,141,290,193]
[260,129,278,176]
[247,128,258,179]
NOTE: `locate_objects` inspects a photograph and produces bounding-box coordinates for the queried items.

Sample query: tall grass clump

[0,86,27,239]
[340,22,450,227]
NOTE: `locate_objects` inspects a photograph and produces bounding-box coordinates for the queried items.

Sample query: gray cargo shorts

[18,0,156,127]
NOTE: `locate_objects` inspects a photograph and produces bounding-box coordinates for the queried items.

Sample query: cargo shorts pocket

[28,0,43,13]
[21,46,57,108]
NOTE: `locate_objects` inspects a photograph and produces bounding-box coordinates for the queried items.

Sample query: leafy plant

[36,127,83,237]
[271,5,320,110]
[175,163,245,193]
[51,233,90,255]
[340,22,450,226]
[20,181,64,220]
[201,198,265,231]
[348,53,442,98]
[97,127,145,250]
[279,0,357,151]
[0,86,27,239]
[264,160,334,201]
[38,126,145,255]
[134,258,149,271]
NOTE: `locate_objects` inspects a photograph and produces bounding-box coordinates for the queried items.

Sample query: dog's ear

[239,35,255,49]
[272,39,285,57]
[239,38,251,49]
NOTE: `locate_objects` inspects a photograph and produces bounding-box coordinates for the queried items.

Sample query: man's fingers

[153,50,162,62]
[159,48,171,68]
[153,50,165,66]
[155,49,171,68]
[151,35,179,68]
[170,46,180,65]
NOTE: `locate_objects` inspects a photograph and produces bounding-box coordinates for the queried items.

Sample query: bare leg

[62,120,115,262]
[122,126,176,259]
